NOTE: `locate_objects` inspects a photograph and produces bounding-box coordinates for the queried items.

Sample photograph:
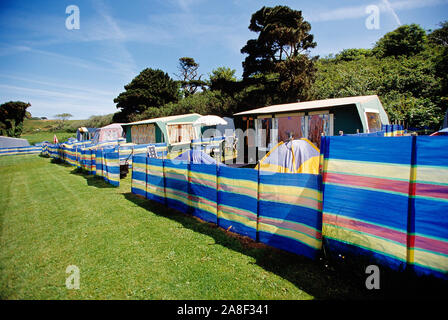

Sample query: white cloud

[383,0,402,26]
[0,83,116,119]
[91,0,138,81]
[0,74,114,97]
[306,0,448,23]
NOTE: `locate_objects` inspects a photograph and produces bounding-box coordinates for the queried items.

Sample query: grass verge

[0,155,445,299]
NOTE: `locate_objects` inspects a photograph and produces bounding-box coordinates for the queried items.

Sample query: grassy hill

[20,115,114,145]
[20,119,83,145]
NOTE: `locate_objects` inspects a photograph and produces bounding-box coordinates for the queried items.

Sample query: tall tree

[429,21,448,97]
[208,66,237,93]
[311,21,447,130]
[0,101,31,137]
[240,5,317,104]
[176,57,207,97]
[428,21,448,47]
[113,68,180,123]
[54,113,73,130]
[373,24,427,57]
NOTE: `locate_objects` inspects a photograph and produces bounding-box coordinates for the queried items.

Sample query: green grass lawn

[20,132,75,145]
[1,155,445,300]
[20,119,80,145]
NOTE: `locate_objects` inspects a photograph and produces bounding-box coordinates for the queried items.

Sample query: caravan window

[167,123,196,144]
[307,114,332,149]
[277,115,305,142]
[366,112,382,133]
[255,117,272,148]
[131,124,156,144]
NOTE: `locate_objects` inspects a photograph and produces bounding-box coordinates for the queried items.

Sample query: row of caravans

[77,95,390,155]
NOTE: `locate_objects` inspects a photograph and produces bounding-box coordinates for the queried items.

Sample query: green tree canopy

[113,68,180,123]
[312,22,446,130]
[240,5,317,104]
[208,67,237,93]
[428,21,448,46]
[429,21,448,97]
[175,57,207,97]
[334,48,373,62]
[0,101,31,137]
[373,24,427,57]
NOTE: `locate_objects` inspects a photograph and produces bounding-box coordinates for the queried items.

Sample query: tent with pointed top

[430,127,448,136]
[76,127,97,141]
[255,139,320,174]
[174,149,223,165]
[91,123,125,144]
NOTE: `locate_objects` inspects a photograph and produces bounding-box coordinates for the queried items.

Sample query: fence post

[162,155,167,207]
[187,156,192,214]
[145,151,148,199]
[406,135,417,272]
[256,160,261,243]
[216,159,219,223]
[117,144,120,179]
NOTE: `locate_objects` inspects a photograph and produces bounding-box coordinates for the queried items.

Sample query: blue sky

[0,0,447,119]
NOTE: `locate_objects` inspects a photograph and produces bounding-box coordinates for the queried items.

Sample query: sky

[0,0,447,119]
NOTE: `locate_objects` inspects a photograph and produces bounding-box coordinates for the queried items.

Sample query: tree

[175,57,207,97]
[240,5,317,104]
[334,48,373,62]
[208,67,237,92]
[373,24,427,57]
[113,68,180,123]
[311,24,446,130]
[428,21,448,47]
[54,113,73,130]
[429,21,448,97]
[0,101,31,137]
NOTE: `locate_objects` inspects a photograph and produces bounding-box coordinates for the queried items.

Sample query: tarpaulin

[164,159,189,213]
[411,137,448,279]
[189,163,217,223]
[321,136,412,271]
[131,154,147,197]
[146,158,166,204]
[103,150,119,186]
[0,145,42,156]
[217,166,258,240]
[258,172,322,259]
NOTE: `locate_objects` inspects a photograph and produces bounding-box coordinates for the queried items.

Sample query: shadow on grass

[46,157,117,189]
[49,157,73,167]
[68,168,117,189]
[123,192,448,300]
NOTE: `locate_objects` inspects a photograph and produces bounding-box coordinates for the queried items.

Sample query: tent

[121,113,202,146]
[174,149,223,165]
[91,123,124,144]
[76,127,96,141]
[0,136,30,148]
[430,128,448,136]
[216,117,235,137]
[255,138,320,174]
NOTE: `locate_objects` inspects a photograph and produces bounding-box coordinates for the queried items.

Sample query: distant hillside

[20,119,85,145]
[21,119,85,134]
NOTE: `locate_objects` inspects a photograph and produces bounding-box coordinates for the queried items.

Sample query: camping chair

[208,137,225,161]
[147,145,157,159]
[224,136,237,159]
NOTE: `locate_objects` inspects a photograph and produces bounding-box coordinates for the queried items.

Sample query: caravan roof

[121,113,201,127]
[235,95,382,116]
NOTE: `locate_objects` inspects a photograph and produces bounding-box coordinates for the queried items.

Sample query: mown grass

[0,155,446,300]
